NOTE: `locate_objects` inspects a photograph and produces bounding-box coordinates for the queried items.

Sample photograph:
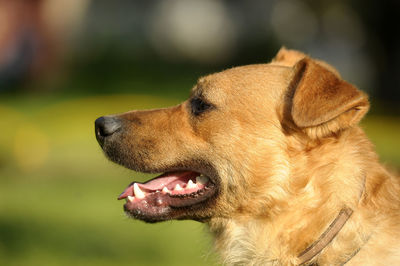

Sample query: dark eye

[190,97,212,116]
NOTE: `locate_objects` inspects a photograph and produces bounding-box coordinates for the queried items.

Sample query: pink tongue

[139,171,198,190]
[118,171,199,200]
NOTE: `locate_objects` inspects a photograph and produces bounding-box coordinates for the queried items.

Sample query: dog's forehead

[192,64,292,99]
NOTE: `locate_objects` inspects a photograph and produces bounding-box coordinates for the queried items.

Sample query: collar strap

[298,175,366,265]
[298,207,353,265]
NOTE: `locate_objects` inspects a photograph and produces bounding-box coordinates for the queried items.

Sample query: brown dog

[95,48,400,265]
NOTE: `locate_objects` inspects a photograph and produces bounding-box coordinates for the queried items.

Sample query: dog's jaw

[117,171,218,222]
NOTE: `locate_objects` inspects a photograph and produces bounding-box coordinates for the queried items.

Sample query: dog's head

[95,48,369,223]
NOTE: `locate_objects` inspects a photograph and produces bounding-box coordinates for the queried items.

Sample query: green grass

[0,176,214,266]
[0,93,398,266]
[361,115,400,167]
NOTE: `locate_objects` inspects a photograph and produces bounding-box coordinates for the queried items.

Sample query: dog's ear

[271,47,307,67]
[287,58,369,136]
[273,47,341,77]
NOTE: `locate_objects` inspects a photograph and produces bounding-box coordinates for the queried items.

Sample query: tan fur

[109,48,400,265]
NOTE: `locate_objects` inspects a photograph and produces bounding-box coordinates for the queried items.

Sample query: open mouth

[118,171,216,221]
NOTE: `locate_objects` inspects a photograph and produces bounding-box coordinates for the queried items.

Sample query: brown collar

[298,207,353,265]
[298,176,367,265]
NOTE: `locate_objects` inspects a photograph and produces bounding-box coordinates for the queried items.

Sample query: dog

[95,48,400,265]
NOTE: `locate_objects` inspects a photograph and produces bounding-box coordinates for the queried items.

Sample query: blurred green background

[0,1,399,266]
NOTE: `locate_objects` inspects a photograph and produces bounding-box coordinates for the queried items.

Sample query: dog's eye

[190,97,212,116]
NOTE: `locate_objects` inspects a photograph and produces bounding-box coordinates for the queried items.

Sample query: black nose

[95,116,122,146]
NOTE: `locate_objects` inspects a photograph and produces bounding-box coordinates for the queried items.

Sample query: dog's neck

[208,129,377,265]
[209,196,367,265]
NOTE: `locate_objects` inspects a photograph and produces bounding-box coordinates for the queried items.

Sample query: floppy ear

[287,58,369,134]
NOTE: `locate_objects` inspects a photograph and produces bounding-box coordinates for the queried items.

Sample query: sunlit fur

[107,48,400,265]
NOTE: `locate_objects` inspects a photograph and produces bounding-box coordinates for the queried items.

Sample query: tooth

[133,183,146,199]
[174,184,183,191]
[127,196,135,202]
[162,187,170,194]
[186,179,197,189]
[196,175,209,185]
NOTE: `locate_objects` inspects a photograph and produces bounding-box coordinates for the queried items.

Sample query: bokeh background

[0,0,399,265]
